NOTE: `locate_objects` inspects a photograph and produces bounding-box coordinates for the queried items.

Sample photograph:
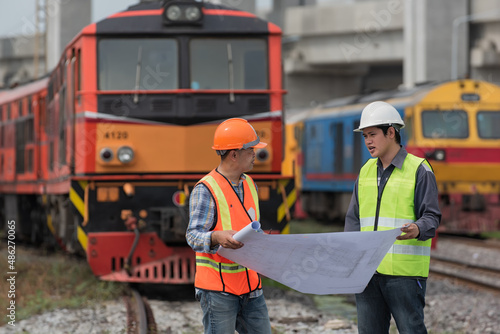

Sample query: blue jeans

[196,289,272,334]
[355,275,427,334]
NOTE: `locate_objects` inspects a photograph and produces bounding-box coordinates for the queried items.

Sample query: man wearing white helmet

[345,101,441,334]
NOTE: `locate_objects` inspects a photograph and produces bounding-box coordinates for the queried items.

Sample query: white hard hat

[354,101,405,132]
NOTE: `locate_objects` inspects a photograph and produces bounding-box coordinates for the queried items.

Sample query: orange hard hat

[212,118,267,152]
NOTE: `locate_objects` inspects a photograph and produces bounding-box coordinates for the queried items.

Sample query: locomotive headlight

[166,5,182,21]
[100,148,113,162]
[163,1,203,25]
[425,149,446,161]
[117,146,134,164]
[185,6,201,21]
[435,150,445,161]
[256,148,270,162]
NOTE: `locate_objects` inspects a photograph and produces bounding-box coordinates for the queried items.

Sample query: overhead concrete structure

[286,1,405,66]
[282,0,407,108]
[276,0,500,109]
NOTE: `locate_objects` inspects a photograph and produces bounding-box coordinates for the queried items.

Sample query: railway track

[124,289,157,334]
[437,234,500,250]
[430,237,500,294]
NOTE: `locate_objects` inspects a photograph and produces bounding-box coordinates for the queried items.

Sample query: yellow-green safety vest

[358,154,432,277]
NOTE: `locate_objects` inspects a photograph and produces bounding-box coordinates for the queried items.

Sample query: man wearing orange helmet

[186,118,271,334]
[345,101,441,334]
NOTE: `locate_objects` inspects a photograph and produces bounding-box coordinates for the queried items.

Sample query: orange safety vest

[194,169,262,295]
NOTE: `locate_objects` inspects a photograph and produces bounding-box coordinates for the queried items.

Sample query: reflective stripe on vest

[194,169,262,295]
[358,154,432,277]
[196,255,248,273]
[245,176,260,221]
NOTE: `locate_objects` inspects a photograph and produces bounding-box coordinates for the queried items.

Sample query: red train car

[0,0,295,284]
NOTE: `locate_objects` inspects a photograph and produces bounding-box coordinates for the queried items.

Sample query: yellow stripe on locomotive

[94,121,276,174]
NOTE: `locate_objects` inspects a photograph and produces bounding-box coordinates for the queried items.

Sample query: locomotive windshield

[98,38,178,90]
[190,38,268,90]
[421,110,469,139]
[477,111,500,139]
[98,37,268,92]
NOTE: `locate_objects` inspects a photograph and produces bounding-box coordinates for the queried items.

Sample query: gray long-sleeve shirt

[344,147,441,241]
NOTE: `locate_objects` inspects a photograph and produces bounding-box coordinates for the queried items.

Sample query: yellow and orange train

[284,79,500,234]
[0,1,295,284]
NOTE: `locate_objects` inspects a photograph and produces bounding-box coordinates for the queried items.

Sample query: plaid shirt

[186,172,263,298]
[186,173,247,254]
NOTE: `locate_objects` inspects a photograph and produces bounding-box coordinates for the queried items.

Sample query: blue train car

[300,104,371,220]
[299,92,411,221]
[297,84,436,221]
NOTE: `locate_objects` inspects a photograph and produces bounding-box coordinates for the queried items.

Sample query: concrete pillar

[404,0,468,88]
[46,0,91,72]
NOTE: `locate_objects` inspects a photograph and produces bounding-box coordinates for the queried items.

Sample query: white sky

[0,0,139,37]
[0,0,274,38]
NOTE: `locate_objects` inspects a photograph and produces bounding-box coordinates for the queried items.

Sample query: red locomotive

[0,0,295,284]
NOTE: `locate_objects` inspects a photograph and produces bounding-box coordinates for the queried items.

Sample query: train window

[477,111,500,139]
[77,49,82,92]
[54,71,59,93]
[98,38,178,91]
[403,116,412,144]
[190,38,267,90]
[353,120,362,173]
[60,57,66,87]
[18,100,23,116]
[39,97,46,128]
[28,96,32,114]
[26,117,34,143]
[27,148,33,172]
[421,110,468,139]
[15,122,25,173]
[59,87,66,164]
[334,123,344,174]
[49,142,54,171]
[48,79,54,102]
[310,125,316,139]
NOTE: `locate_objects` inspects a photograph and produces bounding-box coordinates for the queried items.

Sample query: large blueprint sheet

[218,222,401,295]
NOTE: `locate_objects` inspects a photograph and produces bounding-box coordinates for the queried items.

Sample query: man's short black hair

[377,125,401,144]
